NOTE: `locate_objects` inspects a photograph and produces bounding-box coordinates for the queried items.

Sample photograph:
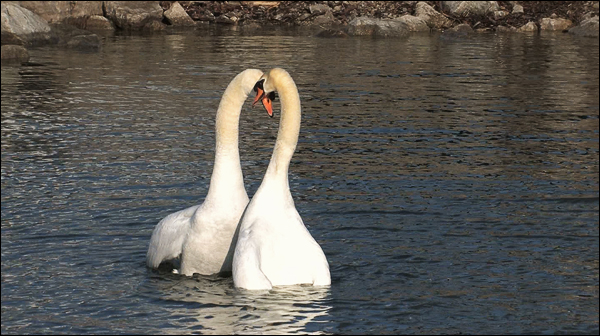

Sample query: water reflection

[142,274,332,334]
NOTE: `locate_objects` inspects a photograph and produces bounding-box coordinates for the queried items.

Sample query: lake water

[2,26,598,334]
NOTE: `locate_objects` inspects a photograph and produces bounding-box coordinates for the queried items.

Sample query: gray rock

[496,25,517,33]
[297,12,311,21]
[568,16,599,37]
[512,4,524,14]
[18,1,103,24]
[442,1,499,17]
[164,2,196,27]
[347,17,409,37]
[1,2,51,37]
[311,10,336,25]
[517,21,538,32]
[84,15,115,31]
[142,20,166,30]
[309,4,330,16]
[49,23,101,50]
[539,17,573,31]
[103,1,164,31]
[493,10,507,20]
[446,23,473,34]
[396,15,429,32]
[1,44,29,63]
[415,1,452,30]
[66,34,100,50]
[1,30,25,45]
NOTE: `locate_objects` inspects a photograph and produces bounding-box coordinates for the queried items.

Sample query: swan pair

[146,68,331,290]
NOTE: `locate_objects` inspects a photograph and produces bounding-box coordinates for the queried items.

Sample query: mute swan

[146,69,264,276]
[232,68,331,290]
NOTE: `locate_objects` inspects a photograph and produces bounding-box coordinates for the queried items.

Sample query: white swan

[146,69,264,276]
[232,68,331,290]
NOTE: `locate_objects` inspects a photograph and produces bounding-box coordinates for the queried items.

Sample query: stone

[142,20,166,31]
[164,2,196,27]
[512,4,524,14]
[346,17,410,37]
[311,10,336,25]
[396,15,429,32]
[103,1,164,31]
[309,4,330,16]
[1,2,51,37]
[66,33,100,50]
[1,44,29,63]
[448,23,473,33]
[84,15,115,31]
[49,23,101,49]
[517,21,537,32]
[568,16,599,37]
[1,30,25,45]
[18,1,103,24]
[493,10,507,20]
[442,1,499,17]
[539,17,573,31]
[415,2,452,30]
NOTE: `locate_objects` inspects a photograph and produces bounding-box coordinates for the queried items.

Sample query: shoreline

[2,1,599,64]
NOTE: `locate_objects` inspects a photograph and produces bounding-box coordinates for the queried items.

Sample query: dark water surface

[2,27,598,334]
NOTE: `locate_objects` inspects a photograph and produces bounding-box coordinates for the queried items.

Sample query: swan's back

[146,204,199,268]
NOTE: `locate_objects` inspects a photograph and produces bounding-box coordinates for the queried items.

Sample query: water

[2,26,598,334]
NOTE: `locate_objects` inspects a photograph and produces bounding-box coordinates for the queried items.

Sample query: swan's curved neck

[265,73,301,184]
[206,74,249,200]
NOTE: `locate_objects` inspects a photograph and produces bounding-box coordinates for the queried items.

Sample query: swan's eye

[267,91,276,101]
[253,79,265,92]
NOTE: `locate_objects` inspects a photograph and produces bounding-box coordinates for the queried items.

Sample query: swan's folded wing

[146,205,199,268]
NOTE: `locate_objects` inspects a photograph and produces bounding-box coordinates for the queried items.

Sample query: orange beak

[252,87,274,117]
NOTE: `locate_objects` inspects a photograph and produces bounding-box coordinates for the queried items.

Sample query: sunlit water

[2,26,598,334]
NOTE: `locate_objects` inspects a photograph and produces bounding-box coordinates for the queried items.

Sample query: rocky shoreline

[2,1,599,63]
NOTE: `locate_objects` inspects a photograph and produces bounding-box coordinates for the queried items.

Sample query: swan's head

[252,78,276,117]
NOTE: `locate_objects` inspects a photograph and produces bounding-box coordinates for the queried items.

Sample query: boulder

[568,16,599,37]
[61,15,115,31]
[309,4,330,16]
[164,2,195,27]
[512,4,524,14]
[49,23,100,50]
[396,15,429,32]
[442,1,499,17]
[450,23,473,32]
[1,2,53,45]
[517,21,538,32]
[311,10,336,25]
[83,15,115,31]
[1,3,51,36]
[493,10,507,20]
[142,20,166,31]
[441,22,473,37]
[103,1,164,31]
[1,30,25,45]
[346,17,410,37]
[18,1,103,24]
[415,2,452,29]
[1,44,29,63]
[66,33,100,50]
[539,17,573,31]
